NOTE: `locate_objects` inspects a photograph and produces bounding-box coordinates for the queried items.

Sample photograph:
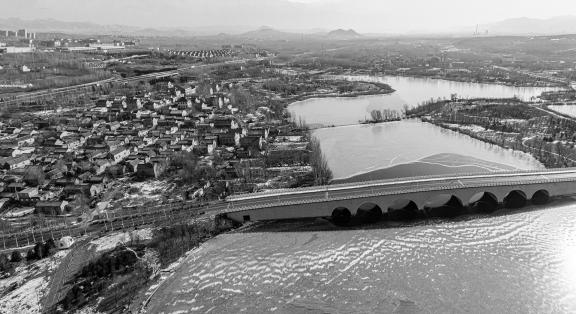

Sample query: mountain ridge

[479,15,576,35]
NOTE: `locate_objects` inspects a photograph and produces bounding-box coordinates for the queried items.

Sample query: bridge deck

[216,168,576,212]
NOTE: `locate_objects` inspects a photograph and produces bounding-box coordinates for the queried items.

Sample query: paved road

[492,66,570,85]
[0,71,176,105]
[42,238,96,311]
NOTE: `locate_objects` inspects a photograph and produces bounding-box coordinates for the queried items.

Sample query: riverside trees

[368,109,402,122]
[308,137,333,185]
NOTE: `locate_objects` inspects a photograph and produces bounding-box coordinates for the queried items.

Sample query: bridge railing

[226,167,576,201]
[223,175,576,212]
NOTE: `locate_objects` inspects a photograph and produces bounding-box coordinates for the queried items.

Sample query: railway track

[0,200,215,252]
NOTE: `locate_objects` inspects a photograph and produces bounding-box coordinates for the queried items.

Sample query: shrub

[26,249,37,261]
[0,254,12,273]
[44,239,57,256]
[10,251,21,263]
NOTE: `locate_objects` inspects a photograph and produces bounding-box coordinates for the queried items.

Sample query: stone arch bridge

[216,168,576,224]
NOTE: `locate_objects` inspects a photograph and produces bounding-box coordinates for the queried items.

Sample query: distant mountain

[327,29,361,39]
[0,17,257,37]
[238,26,305,40]
[0,17,141,36]
[237,26,364,41]
[480,16,576,35]
[0,17,364,40]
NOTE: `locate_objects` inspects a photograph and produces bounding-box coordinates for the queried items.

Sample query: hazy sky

[3,0,576,33]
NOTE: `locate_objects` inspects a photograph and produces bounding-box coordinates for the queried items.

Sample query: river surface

[288,75,548,180]
[146,76,575,313]
[148,203,576,313]
[290,75,559,127]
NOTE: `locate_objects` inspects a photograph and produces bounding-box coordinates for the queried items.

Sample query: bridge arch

[356,203,383,223]
[424,194,464,218]
[503,190,527,209]
[388,199,420,221]
[331,207,352,226]
[531,189,550,205]
[468,192,499,213]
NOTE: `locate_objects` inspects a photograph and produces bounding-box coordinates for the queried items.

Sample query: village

[0,72,322,248]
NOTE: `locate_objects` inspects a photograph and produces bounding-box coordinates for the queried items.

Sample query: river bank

[331,152,519,184]
[425,119,576,168]
[279,79,395,105]
[322,69,567,88]
[35,214,239,313]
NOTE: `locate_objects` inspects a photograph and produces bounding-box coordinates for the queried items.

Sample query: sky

[2,0,576,33]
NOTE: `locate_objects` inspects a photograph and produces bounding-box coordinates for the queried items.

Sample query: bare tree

[308,136,332,185]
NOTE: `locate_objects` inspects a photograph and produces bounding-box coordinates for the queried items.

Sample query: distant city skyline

[2,0,576,34]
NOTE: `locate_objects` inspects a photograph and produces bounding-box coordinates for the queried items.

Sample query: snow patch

[90,228,153,252]
[0,276,47,314]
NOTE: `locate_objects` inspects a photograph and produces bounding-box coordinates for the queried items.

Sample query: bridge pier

[531,190,550,205]
[503,190,527,209]
[387,199,420,221]
[469,192,499,213]
[355,203,383,224]
[331,207,352,226]
[423,194,464,218]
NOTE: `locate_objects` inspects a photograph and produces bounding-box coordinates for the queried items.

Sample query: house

[110,147,130,163]
[6,182,25,193]
[213,116,239,130]
[35,200,69,215]
[126,160,141,173]
[0,198,10,211]
[84,176,109,186]
[268,142,310,165]
[4,206,35,218]
[0,148,15,157]
[94,159,112,175]
[63,184,102,199]
[36,120,50,129]
[53,176,76,186]
[136,161,166,179]
[240,136,264,151]
[247,127,269,139]
[218,133,240,147]
[16,187,39,201]
[17,135,35,146]
[1,155,32,170]
[46,169,64,180]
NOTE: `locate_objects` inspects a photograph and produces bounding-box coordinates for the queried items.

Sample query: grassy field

[0,52,111,93]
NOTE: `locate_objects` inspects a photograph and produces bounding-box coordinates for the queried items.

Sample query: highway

[492,66,570,86]
[219,168,576,212]
[0,70,178,105]
[0,57,262,106]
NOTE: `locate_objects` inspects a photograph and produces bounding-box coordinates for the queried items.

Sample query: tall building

[17,29,27,38]
[0,30,7,37]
